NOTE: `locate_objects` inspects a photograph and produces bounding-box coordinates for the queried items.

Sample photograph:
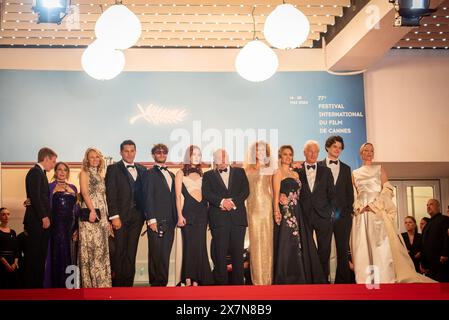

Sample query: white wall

[364,50,449,162]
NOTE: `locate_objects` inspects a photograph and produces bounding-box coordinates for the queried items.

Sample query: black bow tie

[218,168,228,173]
[329,160,338,165]
[158,166,168,171]
[126,165,135,169]
[307,165,316,170]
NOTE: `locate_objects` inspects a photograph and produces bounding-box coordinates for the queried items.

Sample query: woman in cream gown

[244,142,274,285]
[351,143,435,284]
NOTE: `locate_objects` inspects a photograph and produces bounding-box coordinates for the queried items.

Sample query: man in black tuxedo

[105,140,147,287]
[319,136,354,283]
[23,147,57,288]
[142,143,177,286]
[202,149,249,285]
[296,140,336,281]
[421,199,449,282]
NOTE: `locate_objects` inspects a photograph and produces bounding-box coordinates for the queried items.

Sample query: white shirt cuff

[220,199,225,209]
[109,215,119,220]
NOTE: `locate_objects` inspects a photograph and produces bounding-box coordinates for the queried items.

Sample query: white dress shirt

[123,160,137,181]
[326,157,340,185]
[218,165,230,189]
[148,164,173,225]
[305,162,317,192]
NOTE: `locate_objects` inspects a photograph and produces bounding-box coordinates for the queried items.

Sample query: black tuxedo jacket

[23,164,50,229]
[202,166,249,228]
[105,161,147,221]
[142,165,177,226]
[318,159,354,217]
[296,165,337,219]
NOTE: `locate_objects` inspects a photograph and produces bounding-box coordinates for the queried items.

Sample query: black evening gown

[274,178,326,284]
[0,229,19,289]
[180,183,214,285]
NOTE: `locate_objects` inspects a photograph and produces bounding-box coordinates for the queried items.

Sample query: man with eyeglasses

[142,143,177,286]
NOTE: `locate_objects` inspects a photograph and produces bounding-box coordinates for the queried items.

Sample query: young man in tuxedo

[202,149,249,285]
[296,140,336,282]
[142,144,177,286]
[105,140,147,287]
[319,136,354,284]
[23,147,57,288]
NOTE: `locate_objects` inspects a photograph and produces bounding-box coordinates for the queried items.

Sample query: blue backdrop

[0,70,366,169]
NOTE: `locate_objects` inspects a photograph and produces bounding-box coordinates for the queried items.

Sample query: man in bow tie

[105,140,147,286]
[295,140,337,282]
[142,143,177,286]
[318,136,354,284]
[202,149,249,285]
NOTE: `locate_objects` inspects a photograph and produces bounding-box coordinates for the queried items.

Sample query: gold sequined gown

[246,171,273,285]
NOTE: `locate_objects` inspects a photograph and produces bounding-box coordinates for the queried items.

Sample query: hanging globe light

[263,3,310,49]
[235,39,279,82]
[95,4,142,50]
[81,40,126,80]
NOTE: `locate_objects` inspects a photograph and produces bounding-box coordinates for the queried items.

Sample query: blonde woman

[351,143,434,284]
[78,147,112,288]
[244,141,274,285]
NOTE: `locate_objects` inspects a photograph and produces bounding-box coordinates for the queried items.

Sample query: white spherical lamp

[263,4,310,49]
[95,4,142,50]
[81,40,126,80]
[235,40,279,82]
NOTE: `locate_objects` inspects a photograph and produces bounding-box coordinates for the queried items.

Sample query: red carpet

[0,284,448,300]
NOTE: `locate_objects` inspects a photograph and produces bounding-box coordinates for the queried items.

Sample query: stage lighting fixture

[390,0,436,27]
[32,0,69,24]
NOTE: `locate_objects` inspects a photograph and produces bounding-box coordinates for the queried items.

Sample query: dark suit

[202,166,249,285]
[421,213,449,282]
[296,164,336,280]
[105,161,147,287]
[319,158,354,283]
[142,165,177,286]
[22,164,50,288]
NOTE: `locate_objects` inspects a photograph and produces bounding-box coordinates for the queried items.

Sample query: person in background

[420,217,430,233]
[23,147,57,288]
[78,147,112,288]
[175,145,213,286]
[0,208,19,289]
[401,216,422,273]
[421,199,449,282]
[142,144,177,287]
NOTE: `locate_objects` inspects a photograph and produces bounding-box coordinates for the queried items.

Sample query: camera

[390,0,436,27]
[158,220,167,238]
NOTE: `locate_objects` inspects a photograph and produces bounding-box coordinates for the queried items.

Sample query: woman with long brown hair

[175,145,213,286]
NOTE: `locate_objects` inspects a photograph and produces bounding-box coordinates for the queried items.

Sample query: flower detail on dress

[281,181,301,247]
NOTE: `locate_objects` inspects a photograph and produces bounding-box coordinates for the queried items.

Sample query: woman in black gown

[44,162,78,288]
[0,207,19,289]
[272,145,325,284]
[175,145,213,286]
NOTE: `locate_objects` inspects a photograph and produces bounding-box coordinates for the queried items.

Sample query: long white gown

[351,165,435,284]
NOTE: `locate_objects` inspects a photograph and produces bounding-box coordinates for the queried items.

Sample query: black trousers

[147,224,175,286]
[23,224,50,288]
[210,224,246,285]
[111,208,144,287]
[310,214,333,281]
[333,213,352,284]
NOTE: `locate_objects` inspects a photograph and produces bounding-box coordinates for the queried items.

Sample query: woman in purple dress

[44,162,78,288]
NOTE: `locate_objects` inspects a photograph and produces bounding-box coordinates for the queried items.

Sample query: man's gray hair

[303,140,320,152]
